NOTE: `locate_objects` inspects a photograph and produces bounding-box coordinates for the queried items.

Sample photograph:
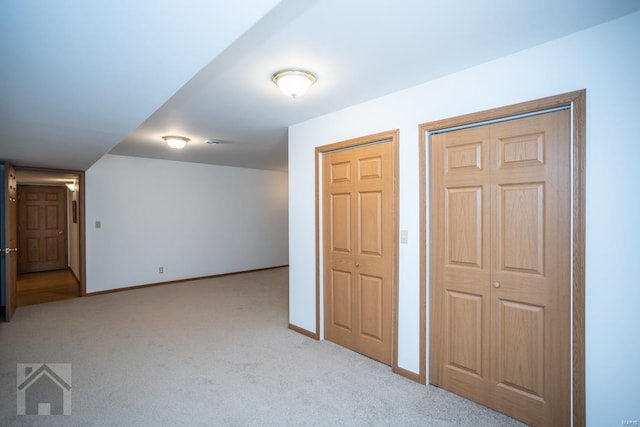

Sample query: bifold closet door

[323,141,394,365]
[430,110,571,426]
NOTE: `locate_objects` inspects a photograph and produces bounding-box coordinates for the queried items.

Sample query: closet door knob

[493,281,501,288]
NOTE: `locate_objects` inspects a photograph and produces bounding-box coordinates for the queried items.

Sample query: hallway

[16,269,80,307]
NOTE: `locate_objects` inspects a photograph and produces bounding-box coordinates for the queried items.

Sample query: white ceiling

[2,0,639,174]
[14,170,79,186]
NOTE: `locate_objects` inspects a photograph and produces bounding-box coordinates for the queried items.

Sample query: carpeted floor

[0,267,524,426]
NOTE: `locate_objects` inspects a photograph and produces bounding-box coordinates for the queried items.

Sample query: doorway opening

[14,167,85,308]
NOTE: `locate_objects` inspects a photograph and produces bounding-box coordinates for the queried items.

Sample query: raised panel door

[431,125,492,395]
[488,111,571,425]
[323,140,394,365]
[18,185,68,273]
[431,110,571,426]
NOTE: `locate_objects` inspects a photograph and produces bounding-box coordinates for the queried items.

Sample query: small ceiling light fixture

[272,69,316,98]
[162,135,190,149]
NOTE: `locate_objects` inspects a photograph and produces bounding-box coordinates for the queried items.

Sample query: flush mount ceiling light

[162,135,190,149]
[272,69,316,98]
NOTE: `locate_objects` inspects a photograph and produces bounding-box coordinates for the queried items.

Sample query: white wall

[288,11,640,426]
[86,154,288,293]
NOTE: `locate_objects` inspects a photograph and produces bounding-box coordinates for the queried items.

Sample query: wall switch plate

[400,230,408,244]
[159,267,164,274]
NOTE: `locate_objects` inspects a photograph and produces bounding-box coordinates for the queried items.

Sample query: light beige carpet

[0,267,524,426]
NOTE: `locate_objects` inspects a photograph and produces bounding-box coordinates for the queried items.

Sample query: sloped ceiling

[0,0,283,170]
[2,0,639,172]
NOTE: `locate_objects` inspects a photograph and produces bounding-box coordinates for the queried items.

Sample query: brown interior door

[323,140,394,365]
[430,110,571,425]
[2,164,18,321]
[18,185,68,273]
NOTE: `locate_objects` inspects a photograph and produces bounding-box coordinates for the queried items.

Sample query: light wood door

[323,141,394,365]
[430,110,571,426]
[2,163,18,321]
[18,185,68,273]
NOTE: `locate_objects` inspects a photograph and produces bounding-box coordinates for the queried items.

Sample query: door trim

[313,130,399,372]
[14,166,87,297]
[418,90,585,425]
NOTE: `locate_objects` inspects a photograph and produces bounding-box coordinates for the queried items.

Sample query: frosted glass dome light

[272,70,316,98]
[162,135,190,149]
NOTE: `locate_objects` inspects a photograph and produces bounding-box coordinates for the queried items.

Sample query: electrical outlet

[159,267,164,274]
[95,220,101,229]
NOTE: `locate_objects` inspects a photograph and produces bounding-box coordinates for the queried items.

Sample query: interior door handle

[1,247,18,254]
